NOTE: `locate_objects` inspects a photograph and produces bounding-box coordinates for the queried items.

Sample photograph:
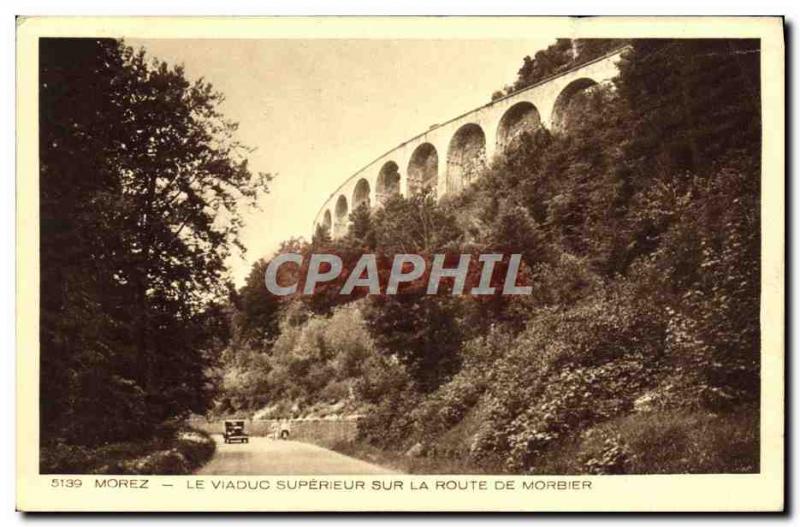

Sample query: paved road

[197,436,397,475]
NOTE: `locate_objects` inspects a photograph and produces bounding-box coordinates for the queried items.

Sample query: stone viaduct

[313,47,627,238]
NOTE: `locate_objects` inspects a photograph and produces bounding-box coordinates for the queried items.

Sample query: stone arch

[407,143,438,197]
[551,78,599,134]
[376,161,401,204]
[352,178,371,211]
[496,101,542,150]
[321,209,332,237]
[446,123,486,195]
[334,195,348,237]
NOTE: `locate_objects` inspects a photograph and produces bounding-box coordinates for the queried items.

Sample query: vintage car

[223,420,249,444]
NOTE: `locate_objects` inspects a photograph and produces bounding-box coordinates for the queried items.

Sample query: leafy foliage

[39,38,267,450]
[492,38,629,100]
[216,300,377,417]
[40,428,216,475]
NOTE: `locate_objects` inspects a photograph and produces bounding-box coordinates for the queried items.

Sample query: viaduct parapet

[313,47,627,238]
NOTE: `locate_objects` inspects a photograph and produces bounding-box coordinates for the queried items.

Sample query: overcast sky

[128,38,553,286]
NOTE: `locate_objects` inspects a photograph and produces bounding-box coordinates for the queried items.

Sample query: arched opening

[496,101,542,150]
[407,143,438,197]
[376,161,401,204]
[551,78,599,134]
[352,178,371,211]
[446,123,486,195]
[322,209,332,237]
[334,195,348,237]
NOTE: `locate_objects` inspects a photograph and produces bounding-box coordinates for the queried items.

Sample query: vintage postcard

[16,16,784,512]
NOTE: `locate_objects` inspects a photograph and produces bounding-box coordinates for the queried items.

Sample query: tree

[311,223,331,247]
[39,38,269,446]
[363,295,466,393]
[347,203,376,248]
[495,39,629,99]
[234,259,283,348]
[233,238,308,348]
[371,191,462,253]
[616,39,761,179]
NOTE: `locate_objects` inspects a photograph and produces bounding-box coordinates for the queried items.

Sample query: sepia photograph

[16,15,784,512]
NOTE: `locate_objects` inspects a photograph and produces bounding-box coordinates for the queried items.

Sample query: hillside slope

[218,39,761,474]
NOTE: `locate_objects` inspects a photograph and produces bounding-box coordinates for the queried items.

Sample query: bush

[468,283,667,472]
[535,407,758,474]
[40,427,216,475]
[409,328,513,448]
[353,354,422,450]
[219,301,377,416]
